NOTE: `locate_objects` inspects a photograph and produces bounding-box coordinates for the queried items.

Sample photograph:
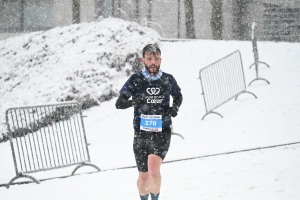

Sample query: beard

[144,63,160,76]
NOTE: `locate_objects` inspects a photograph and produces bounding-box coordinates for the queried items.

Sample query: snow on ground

[1,37,300,199]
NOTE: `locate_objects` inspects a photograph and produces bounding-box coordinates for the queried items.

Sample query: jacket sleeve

[115,94,133,109]
[172,92,183,111]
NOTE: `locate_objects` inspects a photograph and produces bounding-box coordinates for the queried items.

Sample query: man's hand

[132,96,146,107]
[167,107,178,117]
[115,94,132,109]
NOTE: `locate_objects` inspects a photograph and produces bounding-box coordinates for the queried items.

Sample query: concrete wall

[53,0,72,27]
[141,0,213,39]
[116,0,138,22]
[1,0,300,41]
[0,33,26,41]
[152,0,180,38]
[193,0,213,39]
[223,0,234,40]
[0,1,21,32]
[81,0,96,23]
[139,0,150,25]
[240,0,300,41]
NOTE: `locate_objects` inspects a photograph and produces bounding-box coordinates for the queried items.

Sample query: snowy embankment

[0,18,160,141]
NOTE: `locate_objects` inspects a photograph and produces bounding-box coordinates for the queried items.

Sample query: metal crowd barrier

[5,101,100,189]
[249,22,270,86]
[199,50,257,120]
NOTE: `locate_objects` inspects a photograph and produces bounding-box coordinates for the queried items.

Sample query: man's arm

[167,92,183,117]
[115,94,132,109]
[172,92,183,111]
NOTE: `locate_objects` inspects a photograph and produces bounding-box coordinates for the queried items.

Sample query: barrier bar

[199,50,257,120]
[5,101,100,188]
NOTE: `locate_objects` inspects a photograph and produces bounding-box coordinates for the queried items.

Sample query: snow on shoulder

[0,18,161,141]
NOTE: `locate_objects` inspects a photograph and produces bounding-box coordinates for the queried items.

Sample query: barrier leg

[258,61,270,68]
[249,61,270,68]
[235,91,257,100]
[6,173,40,189]
[71,162,101,176]
[249,62,255,69]
[202,111,223,120]
[171,133,185,139]
[248,78,270,86]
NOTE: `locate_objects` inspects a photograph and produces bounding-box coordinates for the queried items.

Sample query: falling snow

[0,38,300,199]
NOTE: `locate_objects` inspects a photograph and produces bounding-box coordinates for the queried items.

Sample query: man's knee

[148,168,160,179]
[139,172,149,183]
[148,154,162,178]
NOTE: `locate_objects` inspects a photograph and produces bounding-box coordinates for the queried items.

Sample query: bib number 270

[145,120,157,126]
[140,114,162,132]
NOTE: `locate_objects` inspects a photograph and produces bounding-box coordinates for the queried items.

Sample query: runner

[115,44,183,200]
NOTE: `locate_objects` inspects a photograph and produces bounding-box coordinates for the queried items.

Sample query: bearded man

[115,44,183,200]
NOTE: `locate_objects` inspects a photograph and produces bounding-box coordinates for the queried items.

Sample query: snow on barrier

[5,101,100,189]
[248,22,270,86]
[199,50,257,120]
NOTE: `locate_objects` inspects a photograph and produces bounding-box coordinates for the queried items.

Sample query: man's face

[142,51,162,76]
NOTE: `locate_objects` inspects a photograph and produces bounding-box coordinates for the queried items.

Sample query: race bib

[140,114,162,132]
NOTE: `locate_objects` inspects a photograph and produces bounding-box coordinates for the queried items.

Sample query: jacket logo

[147,87,160,95]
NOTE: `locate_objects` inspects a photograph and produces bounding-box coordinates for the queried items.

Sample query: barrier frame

[199,50,257,120]
[5,101,100,188]
[249,22,270,86]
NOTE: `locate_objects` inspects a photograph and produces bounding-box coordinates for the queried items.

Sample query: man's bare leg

[148,154,162,195]
[137,154,162,198]
[137,172,149,196]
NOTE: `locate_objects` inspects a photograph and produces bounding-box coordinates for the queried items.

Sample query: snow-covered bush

[0,18,160,142]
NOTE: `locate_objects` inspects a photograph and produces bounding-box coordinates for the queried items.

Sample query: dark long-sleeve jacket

[115,71,183,130]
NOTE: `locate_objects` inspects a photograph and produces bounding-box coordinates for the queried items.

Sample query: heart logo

[146,87,160,95]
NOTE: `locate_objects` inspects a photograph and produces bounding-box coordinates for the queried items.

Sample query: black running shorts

[133,128,171,172]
